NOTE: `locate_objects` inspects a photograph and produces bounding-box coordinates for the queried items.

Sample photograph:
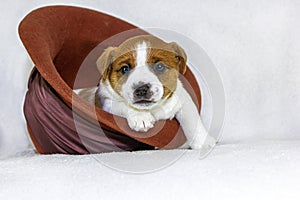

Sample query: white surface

[0,0,299,199]
[1,141,300,200]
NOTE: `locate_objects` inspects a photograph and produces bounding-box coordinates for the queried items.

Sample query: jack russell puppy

[76,35,216,149]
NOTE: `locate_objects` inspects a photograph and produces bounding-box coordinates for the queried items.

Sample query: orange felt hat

[19,6,201,154]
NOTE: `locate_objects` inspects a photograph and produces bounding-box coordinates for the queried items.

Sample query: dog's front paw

[190,135,217,150]
[127,112,155,132]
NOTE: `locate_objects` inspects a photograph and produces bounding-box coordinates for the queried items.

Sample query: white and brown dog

[76,35,216,149]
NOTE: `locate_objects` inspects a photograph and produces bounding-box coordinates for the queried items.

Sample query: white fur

[75,41,216,149]
[136,42,147,67]
[121,42,164,110]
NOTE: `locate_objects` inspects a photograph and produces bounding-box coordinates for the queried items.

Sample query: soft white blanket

[1,141,300,200]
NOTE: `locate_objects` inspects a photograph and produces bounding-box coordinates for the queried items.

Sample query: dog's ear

[96,47,116,82]
[170,42,187,74]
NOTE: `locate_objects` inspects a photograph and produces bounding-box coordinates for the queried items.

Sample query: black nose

[134,83,152,99]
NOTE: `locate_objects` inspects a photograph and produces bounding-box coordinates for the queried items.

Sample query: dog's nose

[134,83,152,99]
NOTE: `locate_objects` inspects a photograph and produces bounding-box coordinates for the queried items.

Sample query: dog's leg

[175,83,217,149]
[102,98,155,132]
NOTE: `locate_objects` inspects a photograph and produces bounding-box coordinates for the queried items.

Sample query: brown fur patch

[147,48,180,99]
[108,52,136,95]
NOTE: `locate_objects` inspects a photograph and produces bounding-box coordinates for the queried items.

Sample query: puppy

[76,35,216,149]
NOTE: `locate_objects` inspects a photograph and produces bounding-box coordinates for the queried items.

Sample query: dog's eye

[120,64,131,74]
[154,63,166,73]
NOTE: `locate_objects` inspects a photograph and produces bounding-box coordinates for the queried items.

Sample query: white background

[0,0,299,155]
[1,1,300,200]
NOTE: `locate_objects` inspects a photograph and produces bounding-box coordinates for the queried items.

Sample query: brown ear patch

[169,42,187,74]
[96,47,116,82]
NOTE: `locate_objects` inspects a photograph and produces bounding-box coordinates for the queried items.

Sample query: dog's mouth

[133,100,156,106]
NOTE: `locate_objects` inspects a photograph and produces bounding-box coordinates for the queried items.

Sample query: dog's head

[97,35,187,110]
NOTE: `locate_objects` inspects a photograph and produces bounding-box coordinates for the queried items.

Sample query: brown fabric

[19,5,202,154]
[24,69,154,154]
[26,125,45,154]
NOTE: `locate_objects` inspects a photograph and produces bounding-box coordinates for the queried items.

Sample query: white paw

[127,112,155,132]
[190,135,217,150]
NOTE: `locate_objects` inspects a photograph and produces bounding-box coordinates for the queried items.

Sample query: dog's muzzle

[133,83,155,104]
